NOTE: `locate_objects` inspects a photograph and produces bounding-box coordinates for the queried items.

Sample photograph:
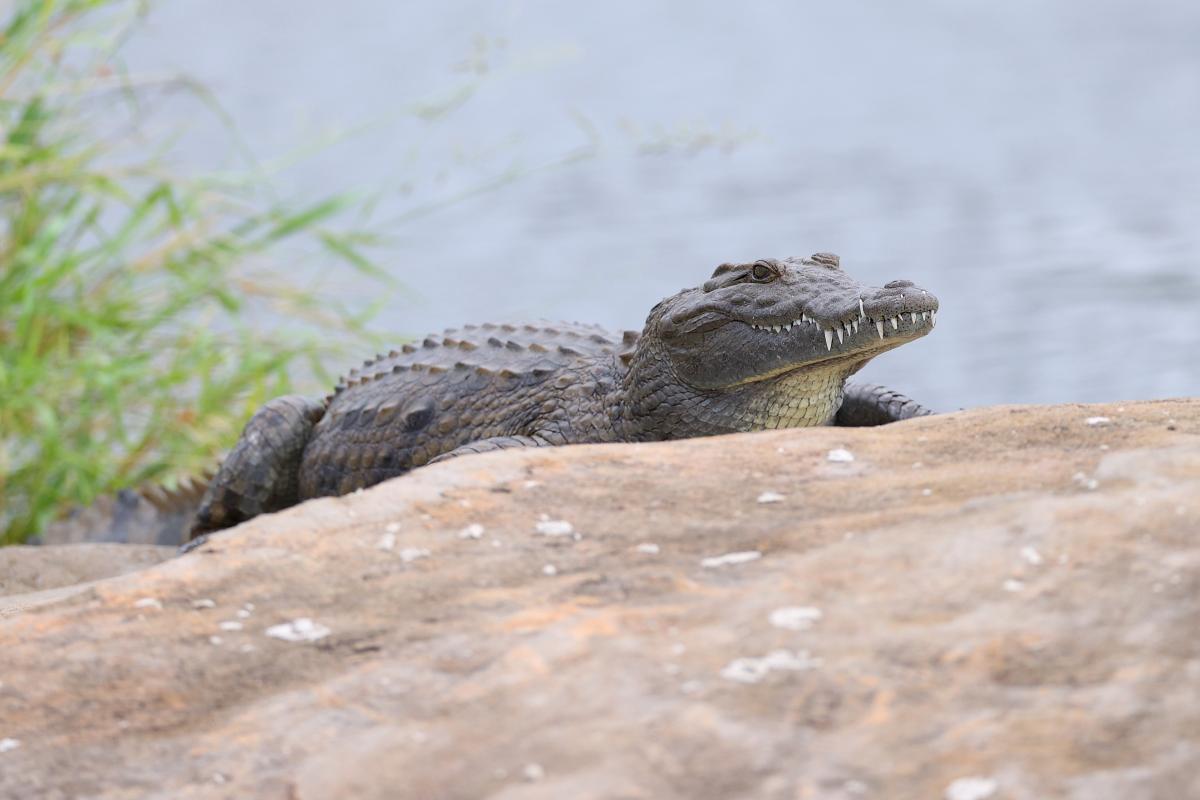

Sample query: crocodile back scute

[297,322,639,498]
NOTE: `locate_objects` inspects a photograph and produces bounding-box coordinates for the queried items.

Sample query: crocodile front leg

[835,382,934,427]
[190,395,326,539]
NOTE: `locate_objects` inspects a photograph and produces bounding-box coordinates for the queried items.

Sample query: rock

[1,399,1199,799]
[0,543,172,606]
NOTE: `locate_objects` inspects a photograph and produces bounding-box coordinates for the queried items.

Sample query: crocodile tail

[33,474,212,547]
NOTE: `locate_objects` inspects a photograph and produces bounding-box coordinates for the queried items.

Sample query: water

[123,0,1200,410]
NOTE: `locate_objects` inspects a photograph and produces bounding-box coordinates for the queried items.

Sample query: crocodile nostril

[884,280,914,289]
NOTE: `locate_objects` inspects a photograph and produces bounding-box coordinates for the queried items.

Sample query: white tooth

[843,323,852,339]
[931,310,937,324]
[852,320,860,333]
[922,311,929,322]
[891,317,899,330]
[784,323,792,332]
[793,319,802,327]
[800,313,808,323]
[836,327,844,344]
[910,312,918,325]
[824,329,834,350]
[876,320,885,339]
[859,298,865,319]
[772,325,781,333]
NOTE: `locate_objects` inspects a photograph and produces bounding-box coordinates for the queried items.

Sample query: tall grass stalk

[0,0,389,544]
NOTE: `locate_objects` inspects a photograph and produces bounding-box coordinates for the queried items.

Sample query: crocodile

[185,252,938,544]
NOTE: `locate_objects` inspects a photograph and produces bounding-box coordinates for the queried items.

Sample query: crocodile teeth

[859,299,866,320]
[910,312,918,325]
[834,327,842,344]
[876,320,885,339]
[891,317,899,330]
[852,319,860,333]
[824,329,834,350]
[784,323,792,332]
[922,311,929,322]
[800,313,808,323]
[844,322,853,338]
[931,310,937,324]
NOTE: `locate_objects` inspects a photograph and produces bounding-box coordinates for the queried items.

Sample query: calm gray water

[123,0,1200,410]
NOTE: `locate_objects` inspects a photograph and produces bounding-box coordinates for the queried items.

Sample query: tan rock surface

[1,400,1198,800]
[0,544,173,611]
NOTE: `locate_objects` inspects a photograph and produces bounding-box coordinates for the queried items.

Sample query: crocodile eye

[750,264,774,282]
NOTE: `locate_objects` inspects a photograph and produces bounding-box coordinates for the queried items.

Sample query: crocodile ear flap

[704,262,735,290]
[619,351,635,366]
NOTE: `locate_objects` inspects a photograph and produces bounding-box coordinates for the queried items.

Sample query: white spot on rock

[191,598,216,609]
[236,608,251,619]
[542,564,558,576]
[921,488,933,497]
[522,763,545,781]
[522,480,542,490]
[1003,579,1025,593]
[209,636,223,646]
[133,598,162,610]
[1085,416,1111,427]
[720,649,821,683]
[945,777,998,800]
[1020,546,1044,566]
[0,739,20,754]
[459,523,485,540]
[266,618,331,643]
[377,532,397,551]
[219,621,244,632]
[400,548,430,563]
[635,542,660,554]
[756,491,785,504]
[384,522,401,534]
[769,606,823,630]
[535,519,575,537]
[827,448,855,463]
[843,780,868,796]
[701,550,762,568]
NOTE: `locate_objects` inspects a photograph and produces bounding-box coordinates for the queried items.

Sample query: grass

[0,0,391,544]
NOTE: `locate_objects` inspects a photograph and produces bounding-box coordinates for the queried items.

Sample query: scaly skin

[190,253,939,540]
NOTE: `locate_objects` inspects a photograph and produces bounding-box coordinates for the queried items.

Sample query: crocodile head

[632,253,937,429]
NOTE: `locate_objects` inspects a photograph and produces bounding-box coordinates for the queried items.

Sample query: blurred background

[3,0,1198,542]
[123,0,1200,410]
